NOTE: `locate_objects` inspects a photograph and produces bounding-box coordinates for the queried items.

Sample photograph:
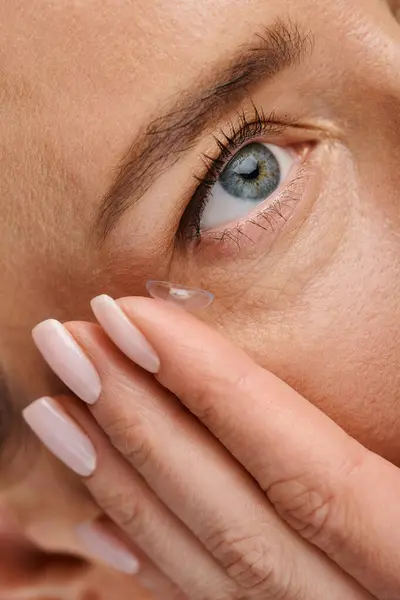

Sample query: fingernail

[75,522,139,574]
[32,319,102,405]
[90,295,160,374]
[146,281,214,310]
[22,397,97,476]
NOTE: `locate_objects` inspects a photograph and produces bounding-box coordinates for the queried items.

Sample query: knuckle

[192,391,221,426]
[91,485,146,537]
[266,450,367,554]
[267,475,333,546]
[104,412,153,470]
[206,527,289,597]
[179,371,221,425]
[185,366,253,429]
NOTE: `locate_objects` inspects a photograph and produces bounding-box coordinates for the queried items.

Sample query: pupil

[241,165,259,181]
[219,143,280,200]
[236,155,260,181]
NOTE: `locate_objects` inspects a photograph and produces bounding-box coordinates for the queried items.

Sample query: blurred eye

[200,142,295,229]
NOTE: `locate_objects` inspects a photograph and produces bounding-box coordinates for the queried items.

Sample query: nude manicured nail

[32,319,101,404]
[75,523,140,574]
[90,295,160,374]
[23,397,97,476]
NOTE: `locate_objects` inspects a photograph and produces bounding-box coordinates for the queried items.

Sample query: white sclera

[146,281,214,310]
[200,143,295,230]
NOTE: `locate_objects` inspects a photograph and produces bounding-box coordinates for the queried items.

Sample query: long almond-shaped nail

[32,319,101,404]
[75,522,139,574]
[90,295,160,374]
[23,397,97,476]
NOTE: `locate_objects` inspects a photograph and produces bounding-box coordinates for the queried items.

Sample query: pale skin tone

[1,0,400,598]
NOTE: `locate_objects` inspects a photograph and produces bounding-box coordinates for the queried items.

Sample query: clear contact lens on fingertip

[145,280,214,310]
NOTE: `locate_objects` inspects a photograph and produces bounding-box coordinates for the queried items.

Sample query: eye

[200,142,295,230]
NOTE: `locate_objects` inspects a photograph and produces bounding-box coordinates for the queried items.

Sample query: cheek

[179,140,400,464]
[213,227,400,466]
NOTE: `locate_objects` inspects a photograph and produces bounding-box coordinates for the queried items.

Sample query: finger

[53,319,372,599]
[99,520,189,600]
[74,517,188,600]
[23,394,231,600]
[104,295,400,598]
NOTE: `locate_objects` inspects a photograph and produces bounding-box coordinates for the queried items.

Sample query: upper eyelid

[194,113,303,193]
[191,116,330,203]
[194,111,326,179]
[177,109,305,244]
[196,111,291,180]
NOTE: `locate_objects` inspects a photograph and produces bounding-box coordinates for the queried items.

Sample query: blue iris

[219,143,280,200]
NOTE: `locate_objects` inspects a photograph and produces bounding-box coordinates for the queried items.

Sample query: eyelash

[177,105,302,247]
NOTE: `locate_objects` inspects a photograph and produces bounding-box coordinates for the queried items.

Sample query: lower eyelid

[201,148,303,233]
[196,143,301,233]
[193,145,316,257]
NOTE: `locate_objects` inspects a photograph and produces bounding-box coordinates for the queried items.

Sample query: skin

[0,0,400,597]
[33,295,400,598]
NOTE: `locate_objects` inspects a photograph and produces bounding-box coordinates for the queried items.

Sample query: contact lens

[146,281,214,310]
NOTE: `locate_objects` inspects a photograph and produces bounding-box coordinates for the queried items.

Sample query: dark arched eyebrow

[96,19,313,239]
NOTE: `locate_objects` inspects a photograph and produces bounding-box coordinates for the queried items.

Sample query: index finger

[99,295,400,599]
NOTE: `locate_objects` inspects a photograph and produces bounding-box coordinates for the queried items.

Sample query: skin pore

[1,0,400,597]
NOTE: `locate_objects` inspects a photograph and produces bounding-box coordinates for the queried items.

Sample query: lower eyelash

[177,106,296,246]
[197,165,309,249]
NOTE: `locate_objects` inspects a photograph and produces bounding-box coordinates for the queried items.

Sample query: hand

[25,294,400,599]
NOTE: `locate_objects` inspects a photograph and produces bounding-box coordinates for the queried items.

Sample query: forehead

[1,0,314,246]
[3,0,323,107]
[1,0,347,203]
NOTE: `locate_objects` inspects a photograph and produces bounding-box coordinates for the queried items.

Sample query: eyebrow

[96,19,312,238]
